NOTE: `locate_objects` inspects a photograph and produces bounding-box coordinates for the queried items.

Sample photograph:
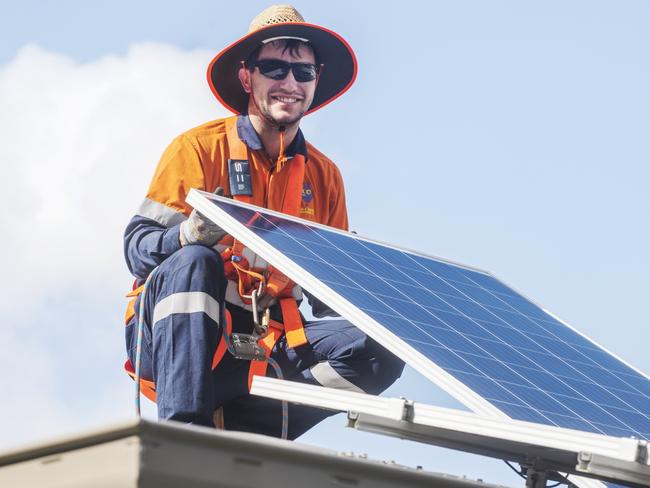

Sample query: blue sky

[1,1,648,486]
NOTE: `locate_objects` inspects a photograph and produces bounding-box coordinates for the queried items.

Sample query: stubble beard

[261,103,305,128]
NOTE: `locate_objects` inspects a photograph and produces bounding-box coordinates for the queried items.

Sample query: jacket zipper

[266,159,276,208]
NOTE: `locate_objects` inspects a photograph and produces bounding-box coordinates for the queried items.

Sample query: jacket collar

[237,115,308,160]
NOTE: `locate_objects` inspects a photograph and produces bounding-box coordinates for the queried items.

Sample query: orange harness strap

[124,359,157,403]
[223,116,308,353]
[280,297,307,347]
[266,152,307,348]
[212,309,233,369]
[247,319,285,390]
[224,116,253,204]
[124,283,145,324]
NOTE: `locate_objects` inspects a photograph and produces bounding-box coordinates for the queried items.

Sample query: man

[123,5,403,439]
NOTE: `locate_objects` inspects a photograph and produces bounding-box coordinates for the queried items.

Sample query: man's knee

[365,338,405,394]
[157,245,225,288]
[163,245,224,273]
[303,320,404,394]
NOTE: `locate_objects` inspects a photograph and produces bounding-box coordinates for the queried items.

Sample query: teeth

[275,96,298,103]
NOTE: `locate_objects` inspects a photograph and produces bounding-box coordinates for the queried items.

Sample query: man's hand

[179,209,227,247]
[180,187,227,247]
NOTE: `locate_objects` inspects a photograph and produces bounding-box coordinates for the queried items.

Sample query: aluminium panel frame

[187,189,650,488]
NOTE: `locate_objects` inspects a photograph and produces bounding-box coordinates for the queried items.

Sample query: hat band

[262,35,309,44]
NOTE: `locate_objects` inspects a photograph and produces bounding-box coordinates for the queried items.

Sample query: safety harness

[124,115,308,401]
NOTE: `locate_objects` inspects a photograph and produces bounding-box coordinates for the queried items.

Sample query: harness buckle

[228,333,267,361]
[226,282,270,362]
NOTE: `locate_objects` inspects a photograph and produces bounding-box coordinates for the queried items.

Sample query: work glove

[179,188,227,247]
[179,209,227,247]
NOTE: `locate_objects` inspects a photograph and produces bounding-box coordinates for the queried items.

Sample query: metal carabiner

[249,281,269,336]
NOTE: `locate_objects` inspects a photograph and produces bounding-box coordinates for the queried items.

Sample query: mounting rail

[251,376,650,488]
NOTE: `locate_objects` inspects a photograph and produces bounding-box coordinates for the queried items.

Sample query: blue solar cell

[508,385,578,417]
[489,327,548,353]
[620,373,650,397]
[462,356,528,385]
[434,311,496,340]
[493,403,553,424]
[416,344,471,372]
[523,371,580,397]
[543,413,599,432]
[570,381,635,409]
[448,282,511,310]
[201,194,650,441]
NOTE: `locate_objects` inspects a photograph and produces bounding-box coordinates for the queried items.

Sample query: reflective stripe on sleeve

[152,292,220,328]
[137,198,187,227]
[309,361,365,393]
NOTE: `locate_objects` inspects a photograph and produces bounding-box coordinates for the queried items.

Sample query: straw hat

[207,5,357,115]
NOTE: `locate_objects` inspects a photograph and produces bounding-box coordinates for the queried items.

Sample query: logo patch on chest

[301,181,314,203]
[300,181,315,216]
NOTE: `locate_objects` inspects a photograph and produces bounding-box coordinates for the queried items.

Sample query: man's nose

[279,68,299,88]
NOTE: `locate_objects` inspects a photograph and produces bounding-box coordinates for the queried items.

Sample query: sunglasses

[248,59,321,82]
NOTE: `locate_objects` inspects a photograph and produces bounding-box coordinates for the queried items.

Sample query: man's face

[240,42,317,126]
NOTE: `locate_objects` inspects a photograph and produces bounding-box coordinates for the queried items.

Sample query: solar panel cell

[434,312,495,340]
[456,270,519,297]
[416,344,470,371]
[446,282,509,309]
[461,356,525,385]
[488,327,547,353]
[573,405,630,430]
[608,408,650,432]
[621,392,650,413]
[491,403,553,424]
[190,191,650,444]
[449,371,508,400]
[620,374,650,397]
[542,413,597,432]
[508,386,575,417]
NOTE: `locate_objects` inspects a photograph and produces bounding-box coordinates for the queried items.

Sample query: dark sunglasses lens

[256,60,317,82]
[257,60,290,80]
[292,64,317,82]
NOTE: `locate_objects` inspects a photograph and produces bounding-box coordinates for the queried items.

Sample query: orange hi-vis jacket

[123,115,350,399]
[143,115,349,230]
[125,114,349,312]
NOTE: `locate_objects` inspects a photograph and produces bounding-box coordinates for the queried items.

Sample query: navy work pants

[125,245,404,439]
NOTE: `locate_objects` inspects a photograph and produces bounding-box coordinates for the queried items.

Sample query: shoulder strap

[224,116,254,204]
[224,115,248,161]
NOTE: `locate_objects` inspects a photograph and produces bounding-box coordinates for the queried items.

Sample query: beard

[259,101,306,127]
[249,84,309,127]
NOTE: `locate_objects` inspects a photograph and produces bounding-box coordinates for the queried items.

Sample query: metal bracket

[522,465,548,488]
[400,397,415,422]
[577,448,650,487]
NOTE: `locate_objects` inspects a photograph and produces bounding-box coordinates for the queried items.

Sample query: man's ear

[238,66,252,94]
[315,64,324,88]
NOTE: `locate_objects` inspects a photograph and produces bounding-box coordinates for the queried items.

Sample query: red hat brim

[207,22,357,115]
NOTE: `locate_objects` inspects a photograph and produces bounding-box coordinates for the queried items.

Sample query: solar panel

[187,189,650,443]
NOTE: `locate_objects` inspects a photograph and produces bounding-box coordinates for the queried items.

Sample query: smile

[272,96,301,103]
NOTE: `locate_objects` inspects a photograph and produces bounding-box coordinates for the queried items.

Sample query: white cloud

[0,43,229,448]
